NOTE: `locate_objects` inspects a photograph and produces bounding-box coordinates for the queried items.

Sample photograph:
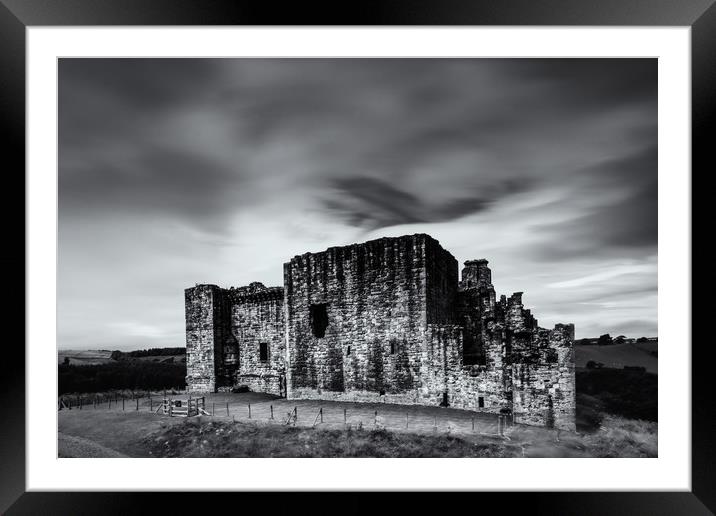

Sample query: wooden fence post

[344,408,347,425]
[406,413,409,428]
[320,407,323,423]
[472,416,475,431]
[270,405,274,419]
[226,402,229,417]
[213,402,215,416]
[122,398,125,411]
[248,404,252,419]
[136,397,139,411]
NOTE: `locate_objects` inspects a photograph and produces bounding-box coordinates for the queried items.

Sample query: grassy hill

[58,348,186,365]
[574,342,657,373]
[57,349,114,365]
[58,347,187,394]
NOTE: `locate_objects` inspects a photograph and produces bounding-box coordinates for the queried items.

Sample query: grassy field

[58,347,187,394]
[58,388,657,458]
[57,349,114,365]
[57,347,657,458]
[58,349,186,365]
[143,419,516,458]
[574,342,657,373]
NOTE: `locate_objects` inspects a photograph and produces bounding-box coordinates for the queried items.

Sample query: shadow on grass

[576,368,657,433]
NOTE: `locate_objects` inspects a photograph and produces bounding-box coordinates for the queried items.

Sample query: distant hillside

[574,342,657,374]
[60,344,656,374]
[58,347,186,365]
[57,349,114,365]
[58,347,187,394]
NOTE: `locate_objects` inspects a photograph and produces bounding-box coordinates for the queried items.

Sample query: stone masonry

[185,234,576,430]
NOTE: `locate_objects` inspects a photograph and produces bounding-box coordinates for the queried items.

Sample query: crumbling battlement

[185,233,576,430]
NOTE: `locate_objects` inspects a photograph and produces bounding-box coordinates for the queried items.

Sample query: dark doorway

[440,391,449,407]
[310,303,329,338]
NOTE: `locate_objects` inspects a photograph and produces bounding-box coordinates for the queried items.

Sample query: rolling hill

[57,349,114,365]
[574,342,657,373]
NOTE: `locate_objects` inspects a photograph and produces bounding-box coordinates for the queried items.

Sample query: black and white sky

[58,58,657,350]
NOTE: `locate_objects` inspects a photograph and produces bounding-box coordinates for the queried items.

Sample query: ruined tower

[185,234,576,431]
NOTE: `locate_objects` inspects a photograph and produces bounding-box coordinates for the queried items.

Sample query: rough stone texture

[511,324,576,430]
[185,285,225,392]
[284,235,441,405]
[185,282,286,397]
[229,284,286,397]
[185,233,576,431]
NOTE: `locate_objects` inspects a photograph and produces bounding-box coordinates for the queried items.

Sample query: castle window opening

[390,341,396,354]
[545,348,558,364]
[478,396,485,408]
[259,342,269,362]
[346,346,351,356]
[310,303,329,338]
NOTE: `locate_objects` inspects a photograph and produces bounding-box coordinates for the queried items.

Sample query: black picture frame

[1,1,710,513]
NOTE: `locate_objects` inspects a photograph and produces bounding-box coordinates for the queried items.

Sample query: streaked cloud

[59,58,657,349]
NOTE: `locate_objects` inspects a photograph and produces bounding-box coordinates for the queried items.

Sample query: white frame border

[27,27,690,491]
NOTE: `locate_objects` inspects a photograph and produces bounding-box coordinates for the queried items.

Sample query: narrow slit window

[310,303,329,338]
[390,341,395,354]
[478,396,485,408]
[259,342,268,362]
[346,346,351,356]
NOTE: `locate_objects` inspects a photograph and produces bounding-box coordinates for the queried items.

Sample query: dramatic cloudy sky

[58,58,657,350]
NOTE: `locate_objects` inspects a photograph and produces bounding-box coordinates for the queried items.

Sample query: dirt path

[58,432,128,458]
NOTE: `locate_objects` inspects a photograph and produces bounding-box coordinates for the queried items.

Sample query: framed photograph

[4,0,710,513]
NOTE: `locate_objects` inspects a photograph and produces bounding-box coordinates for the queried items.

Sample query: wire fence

[59,392,515,438]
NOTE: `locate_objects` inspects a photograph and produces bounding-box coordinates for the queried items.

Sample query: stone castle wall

[229,285,286,397]
[284,234,458,405]
[185,285,225,392]
[185,233,577,431]
[511,324,576,430]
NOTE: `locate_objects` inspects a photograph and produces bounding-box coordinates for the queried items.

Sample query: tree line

[58,360,186,394]
[110,347,186,360]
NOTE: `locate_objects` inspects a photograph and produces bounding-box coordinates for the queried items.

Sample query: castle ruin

[185,234,576,430]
